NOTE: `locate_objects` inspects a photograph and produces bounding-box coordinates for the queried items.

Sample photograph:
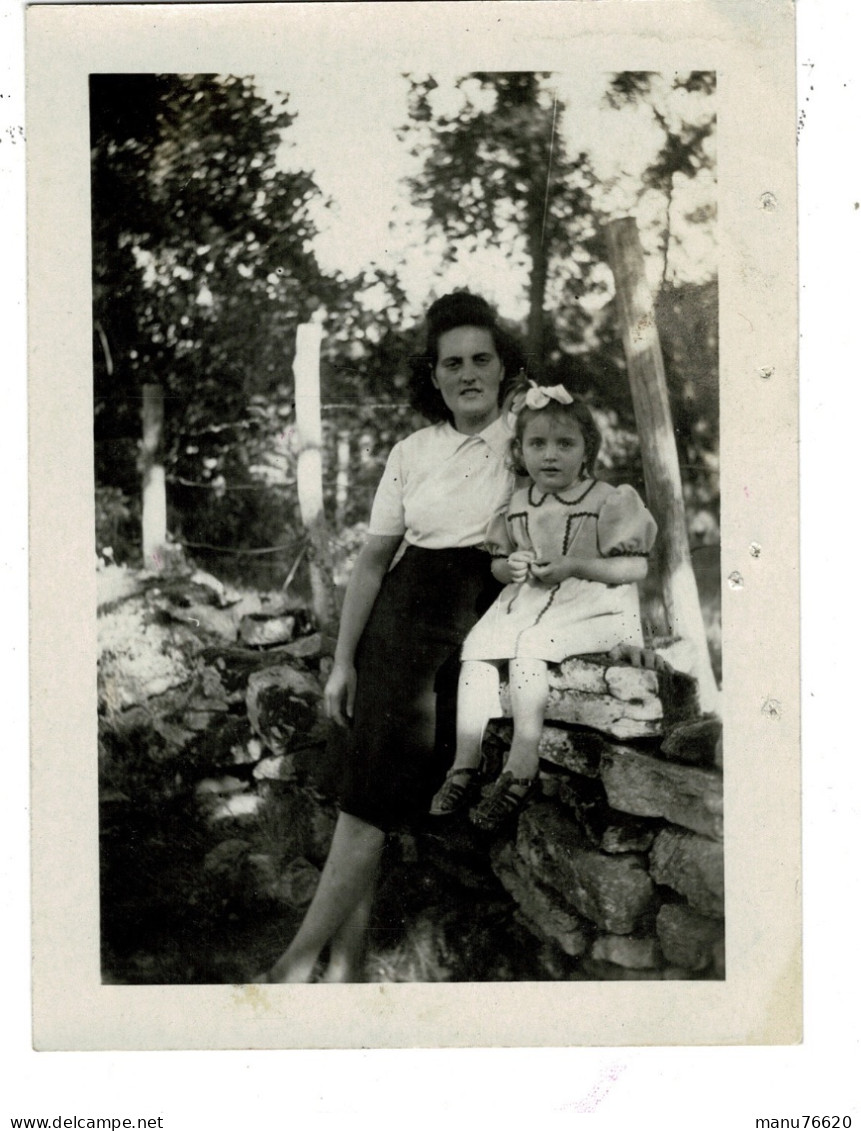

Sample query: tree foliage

[399,71,719,535]
[399,73,601,374]
[91,74,357,578]
[91,69,720,586]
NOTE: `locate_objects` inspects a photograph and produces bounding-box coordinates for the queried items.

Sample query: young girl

[429,381,658,831]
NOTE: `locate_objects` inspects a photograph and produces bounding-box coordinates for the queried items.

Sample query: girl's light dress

[461,478,658,664]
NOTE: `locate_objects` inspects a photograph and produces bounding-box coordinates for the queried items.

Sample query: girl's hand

[530,557,575,586]
[507,549,537,584]
[324,661,357,727]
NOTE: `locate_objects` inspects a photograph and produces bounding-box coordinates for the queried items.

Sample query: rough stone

[513,804,655,933]
[96,564,148,611]
[203,838,251,878]
[208,792,266,823]
[152,716,197,753]
[656,903,725,972]
[661,716,723,767]
[195,775,247,798]
[276,856,320,908]
[600,816,660,855]
[163,602,238,642]
[231,736,265,765]
[99,603,199,711]
[591,933,661,970]
[531,723,607,778]
[649,828,724,918]
[246,665,322,753]
[555,775,612,846]
[493,841,591,957]
[499,657,669,739]
[281,632,324,660]
[253,754,296,781]
[577,957,662,981]
[239,613,297,648]
[245,852,280,899]
[189,568,241,607]
[600,747,723,840]
[712,937,726,979]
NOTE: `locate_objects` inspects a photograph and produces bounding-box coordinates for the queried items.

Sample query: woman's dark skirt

[335,544,501,832]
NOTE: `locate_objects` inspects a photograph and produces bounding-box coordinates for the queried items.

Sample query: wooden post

[293,323,337,636]
[335,429,350,526]
[604,217,719,714]
[141,383,167,570]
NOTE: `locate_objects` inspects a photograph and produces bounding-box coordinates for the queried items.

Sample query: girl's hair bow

[510,381,574,415]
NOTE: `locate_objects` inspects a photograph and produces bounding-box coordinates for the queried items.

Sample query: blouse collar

[442,414,511,461]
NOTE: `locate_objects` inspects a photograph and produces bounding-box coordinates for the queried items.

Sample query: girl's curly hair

[408,292,526,424]
[509,387,603,480]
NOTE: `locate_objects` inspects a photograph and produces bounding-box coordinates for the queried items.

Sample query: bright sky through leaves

[254,66,715,321]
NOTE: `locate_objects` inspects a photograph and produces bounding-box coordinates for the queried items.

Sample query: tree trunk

[293,323,338,639]
[604,217,719,714]
[526,192,548,379]
[141,383,167,570]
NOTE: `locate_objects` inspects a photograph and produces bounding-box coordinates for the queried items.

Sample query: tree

[604,71,717,287]
[399,72,600,375]
[90,73,351,577]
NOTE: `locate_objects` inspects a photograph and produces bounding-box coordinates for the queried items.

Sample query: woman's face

[432,326,504,433]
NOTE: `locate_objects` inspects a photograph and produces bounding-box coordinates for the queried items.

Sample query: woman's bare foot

[264,948,318,984]
[320,954,367,983]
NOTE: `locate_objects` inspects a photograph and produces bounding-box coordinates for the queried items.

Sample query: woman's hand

[530,556,576,586]
[506,549,537,584]
[324,660,357,727]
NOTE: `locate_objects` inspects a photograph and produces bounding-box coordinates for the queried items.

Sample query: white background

[3,0,858,1125]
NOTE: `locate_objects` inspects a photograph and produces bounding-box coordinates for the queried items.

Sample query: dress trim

[528,478,599,509]
[506,510,530,546]
[562,511,601,555]
[514,582,560,653]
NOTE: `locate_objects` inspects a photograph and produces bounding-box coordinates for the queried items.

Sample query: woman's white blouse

[367,416,513,549]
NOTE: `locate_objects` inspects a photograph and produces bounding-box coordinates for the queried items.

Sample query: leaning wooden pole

[293,323,337,639]
[604,217,719,714]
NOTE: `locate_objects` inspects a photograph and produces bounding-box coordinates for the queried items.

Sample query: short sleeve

[596,484,658,557]
[483,504,515,558]
[367,443,407,537]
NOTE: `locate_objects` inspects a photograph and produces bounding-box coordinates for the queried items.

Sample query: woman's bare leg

[320,868,378,983]
[502,657,548,786]
[266,810,385,983]
[449,659,502,771]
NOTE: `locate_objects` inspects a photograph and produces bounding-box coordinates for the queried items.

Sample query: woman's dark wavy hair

[509,384,603,480]
[408,292,526,424]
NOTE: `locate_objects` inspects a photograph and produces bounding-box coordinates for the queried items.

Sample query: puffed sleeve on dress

[483,504,515,558]
[596,484,658,557]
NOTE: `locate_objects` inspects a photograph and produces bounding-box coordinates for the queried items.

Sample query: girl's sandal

[469,770,536,832]
[429,767,483,816]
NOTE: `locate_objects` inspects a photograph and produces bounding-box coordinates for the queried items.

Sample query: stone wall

[97,564,723,982]
[483,658,724,979]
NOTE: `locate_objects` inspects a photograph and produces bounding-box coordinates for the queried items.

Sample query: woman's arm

[531,554,648,587]
[325,533,402,725]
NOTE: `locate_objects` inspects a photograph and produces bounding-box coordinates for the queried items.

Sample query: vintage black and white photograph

[91,64,723,987]
[27,0,799,1049]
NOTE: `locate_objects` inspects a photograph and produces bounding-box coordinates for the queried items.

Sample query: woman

[263,292,524,983]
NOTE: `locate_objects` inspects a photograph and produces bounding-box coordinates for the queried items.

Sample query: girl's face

[518,411,587,493]
[432,326,504,433]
